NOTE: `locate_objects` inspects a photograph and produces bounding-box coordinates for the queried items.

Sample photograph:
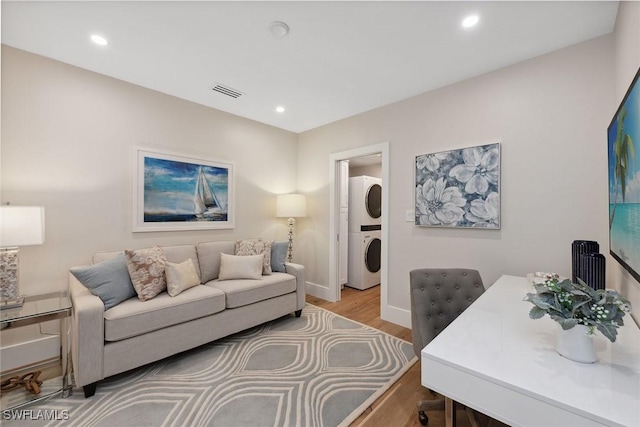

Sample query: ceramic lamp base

[0,247,20,300]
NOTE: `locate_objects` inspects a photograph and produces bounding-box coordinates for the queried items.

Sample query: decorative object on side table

[276,193,307,262]
[571,240,599,283]
[0,205,45,307]
[524,274,632,363]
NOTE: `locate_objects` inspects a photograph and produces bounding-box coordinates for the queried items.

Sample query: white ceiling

[2,1,619,133]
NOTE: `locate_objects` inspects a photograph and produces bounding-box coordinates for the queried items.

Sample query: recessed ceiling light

[91,34,108,46]
[461,15,479,29]
[276,106,286,113]
[270,21,290,38]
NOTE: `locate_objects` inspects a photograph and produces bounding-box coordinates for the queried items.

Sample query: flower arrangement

[524,274,632,342]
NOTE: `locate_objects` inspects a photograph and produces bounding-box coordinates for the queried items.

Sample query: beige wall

[298,35,614,324]
[349,163,382,178]
[612,1,640,324]
[1,46,299,295]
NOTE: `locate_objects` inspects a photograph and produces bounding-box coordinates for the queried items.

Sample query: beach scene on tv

[608,71,640,280]
[143,156,229,223]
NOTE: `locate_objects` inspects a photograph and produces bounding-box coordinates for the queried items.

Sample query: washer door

[364,237,381,273]
[365,183,382,219]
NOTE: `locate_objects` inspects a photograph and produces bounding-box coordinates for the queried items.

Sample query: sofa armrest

[284,262,306,311]
[69,272,105,387]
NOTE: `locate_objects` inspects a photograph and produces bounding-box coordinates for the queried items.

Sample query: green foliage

[524,277,632,343]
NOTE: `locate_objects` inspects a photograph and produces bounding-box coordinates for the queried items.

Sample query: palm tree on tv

[610,106,635,228]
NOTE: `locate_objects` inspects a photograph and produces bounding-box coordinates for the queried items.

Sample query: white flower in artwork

[448,146,499,194]
[466,192,500,227]
[416,177,467,225]
[416,152,449,172]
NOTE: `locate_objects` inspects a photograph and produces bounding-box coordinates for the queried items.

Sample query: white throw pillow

[218,253,264,281]
[165,258,201,297]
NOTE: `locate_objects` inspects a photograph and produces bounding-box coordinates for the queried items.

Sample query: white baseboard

[0,334,59,372]
[381,304,411,329]
[305,281,337,302]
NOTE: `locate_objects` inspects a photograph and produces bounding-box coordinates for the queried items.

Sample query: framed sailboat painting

[133,147,234,231]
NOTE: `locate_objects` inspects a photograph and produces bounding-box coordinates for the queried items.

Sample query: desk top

[421,275,640,427]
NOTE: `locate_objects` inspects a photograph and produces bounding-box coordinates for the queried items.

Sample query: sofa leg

[295,309,302,317]
[83,383,97,398]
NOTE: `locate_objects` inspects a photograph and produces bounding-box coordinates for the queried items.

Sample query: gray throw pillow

[271,241,288,272]
[71,253,136,309]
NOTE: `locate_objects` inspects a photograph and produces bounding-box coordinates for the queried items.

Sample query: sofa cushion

[218,253,264,281]
[70,253,136,310]
[125,246,167,301]
[166,258,201,297]
[103,285,226,341]
[235,239,272,274]
[161,245,201,283]
[197,241,236,282]
[271,241,288,273]
[208,272,296,308]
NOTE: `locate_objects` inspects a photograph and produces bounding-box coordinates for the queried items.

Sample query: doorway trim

[329,142,389,309]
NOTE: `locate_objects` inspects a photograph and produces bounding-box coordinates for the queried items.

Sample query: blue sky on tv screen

[608,76,640,204]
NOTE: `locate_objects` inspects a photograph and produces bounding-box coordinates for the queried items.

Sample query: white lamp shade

[0,206,46,247]
[276,194,307,218]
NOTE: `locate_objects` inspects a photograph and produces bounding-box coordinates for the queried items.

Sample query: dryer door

[364,237,381,273]
[365,183,382,219]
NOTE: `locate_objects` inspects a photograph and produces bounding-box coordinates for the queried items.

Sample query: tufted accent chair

[410,268,485,426]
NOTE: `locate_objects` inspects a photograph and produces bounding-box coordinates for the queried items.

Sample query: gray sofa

[69,240,305,397]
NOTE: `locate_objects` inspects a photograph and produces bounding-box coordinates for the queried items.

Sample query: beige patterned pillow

[165,258,201,297]
[235,239,272,275]
[125,246,167,301]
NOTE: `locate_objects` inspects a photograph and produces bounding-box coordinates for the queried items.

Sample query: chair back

[410,268,485,356]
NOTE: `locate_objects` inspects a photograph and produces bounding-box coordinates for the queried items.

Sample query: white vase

[556,324,597,363]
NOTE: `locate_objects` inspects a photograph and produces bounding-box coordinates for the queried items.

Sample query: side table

[0,292,72,410]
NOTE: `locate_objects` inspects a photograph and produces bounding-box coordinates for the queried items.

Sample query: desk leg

[445,397,456,427]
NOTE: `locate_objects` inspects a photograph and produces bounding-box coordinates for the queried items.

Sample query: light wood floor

[307,286,506,427]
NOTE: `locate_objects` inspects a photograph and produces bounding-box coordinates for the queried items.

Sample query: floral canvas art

[415,143,500,228]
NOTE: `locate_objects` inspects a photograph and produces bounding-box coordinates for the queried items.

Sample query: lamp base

[287,218,296,263]
[0,247,20,300]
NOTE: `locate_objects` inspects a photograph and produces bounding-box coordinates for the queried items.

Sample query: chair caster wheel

[418,410,429,425]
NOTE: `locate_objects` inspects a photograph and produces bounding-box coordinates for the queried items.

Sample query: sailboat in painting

[194,167,224,220]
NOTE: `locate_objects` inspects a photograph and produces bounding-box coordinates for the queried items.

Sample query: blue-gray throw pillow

[71,253,136,310]
[271,241,288,273]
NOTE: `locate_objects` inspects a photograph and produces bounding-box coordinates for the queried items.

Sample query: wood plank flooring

[307,286,506,427]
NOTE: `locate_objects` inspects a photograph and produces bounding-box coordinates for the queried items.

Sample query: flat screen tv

[608,66,640,284]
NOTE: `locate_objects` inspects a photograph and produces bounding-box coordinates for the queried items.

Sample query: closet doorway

[329,143,389,315]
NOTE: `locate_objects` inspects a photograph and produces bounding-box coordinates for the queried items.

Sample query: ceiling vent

[211,83,244,99]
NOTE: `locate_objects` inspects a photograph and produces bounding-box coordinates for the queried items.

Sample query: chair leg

[417,395,445,425]
[294,309,302,317]
[418,409,429,425]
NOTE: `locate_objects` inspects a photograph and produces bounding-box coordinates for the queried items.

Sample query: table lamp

[276,194,307,262]
[0,206,45,305]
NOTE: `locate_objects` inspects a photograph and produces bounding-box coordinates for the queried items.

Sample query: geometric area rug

[4,304,416,427]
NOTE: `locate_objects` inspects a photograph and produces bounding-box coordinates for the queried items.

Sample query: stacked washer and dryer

[347,175,382,290]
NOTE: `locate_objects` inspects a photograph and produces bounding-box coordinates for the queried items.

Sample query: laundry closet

[339,156,382,291]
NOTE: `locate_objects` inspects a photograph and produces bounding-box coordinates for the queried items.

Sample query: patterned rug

[4,304,416,427]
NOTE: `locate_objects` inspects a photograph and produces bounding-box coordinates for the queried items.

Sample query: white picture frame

[133,147,234,232]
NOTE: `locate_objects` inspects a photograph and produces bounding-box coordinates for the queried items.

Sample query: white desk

[421,275,640,427]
